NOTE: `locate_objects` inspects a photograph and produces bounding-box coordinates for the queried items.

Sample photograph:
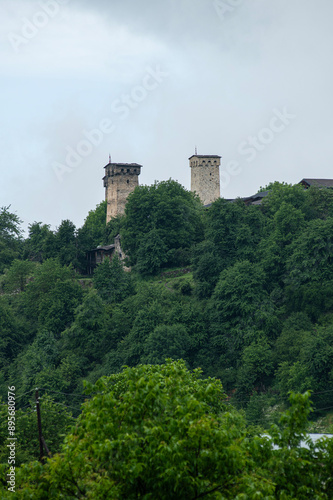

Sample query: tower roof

[104,162,143,168]
[188,154,221,160]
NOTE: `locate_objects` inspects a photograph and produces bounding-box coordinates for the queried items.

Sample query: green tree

[93,255,133,303]
[274,312,312,365]
[22,259,83,334]
[122,180,204,268]
[61,289,115,367]
[9,360,276,499]
[30,220,78,267]
[142,324,190,364]
[210,260,278,345]
[206,261,279,389]
[1,259,37,292]
[112,299,165,369]
[258,202,306,289]
[104,214,124,243]
[54,219,77,267]
[0,298,21,375]
[276,323,333,410]
[14,330,61,395]
[23,222,54,263]
[236,337,274,398]
[260,181,307,217]
[76,201,121,272]
[0,394,74,466]
[285,217,333,318]
[192,241,222,298]
[136,228,168,276]
[302,185,333,221]
[80,200,107,243]
[205,198,265,269]
[9,369,333,499]
[0,206,22,273]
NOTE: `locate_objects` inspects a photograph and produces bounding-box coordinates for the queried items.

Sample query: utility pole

[35,389,50,463]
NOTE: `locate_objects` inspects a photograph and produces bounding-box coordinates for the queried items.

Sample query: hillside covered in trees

[1,180,333,495]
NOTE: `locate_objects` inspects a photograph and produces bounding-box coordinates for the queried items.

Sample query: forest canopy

[2,181,333,495]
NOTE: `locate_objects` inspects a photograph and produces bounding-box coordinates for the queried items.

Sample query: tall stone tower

[103,159,142,223]
[189,154,221,205]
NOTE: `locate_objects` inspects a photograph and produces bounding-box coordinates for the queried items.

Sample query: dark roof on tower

[104,162,143,169]
[188,155,221,160]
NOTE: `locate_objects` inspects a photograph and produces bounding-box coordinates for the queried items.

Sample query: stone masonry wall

[190,155,220,205]
[104,163,141,223]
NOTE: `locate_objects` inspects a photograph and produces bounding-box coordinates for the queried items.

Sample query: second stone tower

[189,154,221,205]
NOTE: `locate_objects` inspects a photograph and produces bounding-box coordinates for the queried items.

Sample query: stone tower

[103,160,142,223]
[189,154,221,205]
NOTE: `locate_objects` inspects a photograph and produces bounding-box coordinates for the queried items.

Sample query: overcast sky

[1,0,333,233]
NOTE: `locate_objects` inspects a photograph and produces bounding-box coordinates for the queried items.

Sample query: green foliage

[274,312,312,365]
[9,361,270,499]
[210,261,278,344]
[171,275,194,295]
[136,228,168,275]
[80,200,107,241]
[260,182,307,216]
[93,255,133,303]
[287,217,333,284]
[236,337,274,398]
[29,220,78,267]
[0,206,22,273]
[302,185,333,220]
[76,201,116,272]
[285,217,333,318]
[4,180,333,482]
[0,394,74,466]
[21,259,83,334]
[0,298,21,374]
[122,180,204,271]
[192,198,266,297]
[257,180,291,193]
[14,330,61,395]
[192,240,222,298]
[1,259,37,292]
[62,289,116,368]
[53,219,78,267]
[142,324,190,364]
[105,213,125,242]
[0,207,22,240]
[111,296,166,369]
[276,323,333,409]
[257,392,329,499]
[205,198,266,268]
[244,392,274,427]
[23,222,54,263]
[6,368,333,499]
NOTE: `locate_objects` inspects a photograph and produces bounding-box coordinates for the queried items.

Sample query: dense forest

[1,180,333,497]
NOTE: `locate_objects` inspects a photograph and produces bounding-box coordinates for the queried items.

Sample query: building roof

[242,190,270,204]
[224,190,270,205]
[299,178,333,188]
[88,245,115,253]
[188,154,221,160]
[104,162,142,169]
